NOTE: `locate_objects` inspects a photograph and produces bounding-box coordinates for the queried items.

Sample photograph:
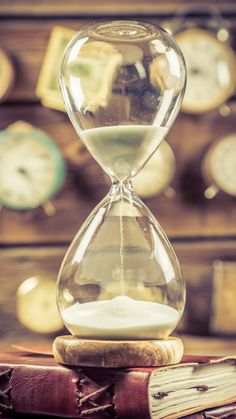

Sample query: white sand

[62,296,179,339]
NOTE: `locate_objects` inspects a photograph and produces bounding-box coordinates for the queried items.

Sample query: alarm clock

[0,124,66,210]
[202,132,236,199]
[175,28,236,113]
[17,275,63,334]
[133,140,175,198]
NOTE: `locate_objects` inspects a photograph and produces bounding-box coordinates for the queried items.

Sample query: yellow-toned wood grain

[0,242,235,339]
[0,0,236,16]
[1,104,236,243]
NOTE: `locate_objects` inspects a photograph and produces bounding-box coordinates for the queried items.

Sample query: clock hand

[189,65,209,78]
[17,167,39,187]
[17,167,38,195]
[17,167,31,179]
[189,67,201,76]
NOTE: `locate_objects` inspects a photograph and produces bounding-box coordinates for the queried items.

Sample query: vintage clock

[133,140,175,198]
[175,28,236,113]
[0,122,66,210]
[17,275,63,334]
[202,132,236,199]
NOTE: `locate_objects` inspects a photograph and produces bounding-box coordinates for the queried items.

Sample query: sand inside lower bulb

[61,296,179,339]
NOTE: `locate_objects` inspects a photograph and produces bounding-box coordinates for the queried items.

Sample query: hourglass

[53,20,187,367]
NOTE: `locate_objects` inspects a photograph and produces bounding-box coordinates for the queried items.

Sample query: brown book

[183,403,236,418]
[0,351,236,419]
[2,403,236,419]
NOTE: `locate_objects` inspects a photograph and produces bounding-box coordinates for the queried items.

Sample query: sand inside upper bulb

[62,296,179,339]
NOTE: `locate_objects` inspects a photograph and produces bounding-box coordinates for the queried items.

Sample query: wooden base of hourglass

[52,336,184,368]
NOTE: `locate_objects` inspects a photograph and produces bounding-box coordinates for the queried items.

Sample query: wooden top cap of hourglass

[53,336,184,368]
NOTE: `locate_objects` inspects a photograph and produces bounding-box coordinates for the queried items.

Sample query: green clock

[0,126,66,210]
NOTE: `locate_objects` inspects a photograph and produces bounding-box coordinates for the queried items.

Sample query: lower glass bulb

[57,183,185,340]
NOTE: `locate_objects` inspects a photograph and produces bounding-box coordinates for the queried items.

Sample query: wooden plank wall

[0,0,236,340]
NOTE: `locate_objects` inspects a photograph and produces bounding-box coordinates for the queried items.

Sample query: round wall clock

[175,28,236,113]
[202,132,236,198]
[133,140,175,198]
[0,127,66,210]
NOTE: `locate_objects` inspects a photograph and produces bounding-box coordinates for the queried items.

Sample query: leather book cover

[1,404,236,418]
[0,351,115,418]
[0,350,235,419]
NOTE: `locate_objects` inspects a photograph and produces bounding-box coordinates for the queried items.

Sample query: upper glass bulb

[58,20,186,340]
[60,19,186,181]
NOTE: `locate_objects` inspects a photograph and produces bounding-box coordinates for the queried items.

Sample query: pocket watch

[202,132,236,198]
[0,123,66,210]
[133,140,175,198]
[175,28,236,113]
[17,275,63,334]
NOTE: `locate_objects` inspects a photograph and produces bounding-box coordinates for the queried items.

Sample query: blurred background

[0,0,236,355]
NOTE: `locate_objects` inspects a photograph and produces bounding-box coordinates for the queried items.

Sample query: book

[0,351,235,419]
[2,404,236,419]
[183,403,236,418]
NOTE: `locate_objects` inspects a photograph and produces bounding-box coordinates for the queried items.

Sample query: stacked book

[0,349,236,419]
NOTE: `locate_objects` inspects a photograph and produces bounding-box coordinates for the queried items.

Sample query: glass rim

[77,19,167,42]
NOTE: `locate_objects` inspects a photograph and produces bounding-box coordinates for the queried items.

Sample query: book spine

[0,363,117,418]
[114,370,151,419]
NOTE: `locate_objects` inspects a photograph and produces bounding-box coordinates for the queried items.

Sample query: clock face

[0,130,66,209]
[176,29,236,113]
[205,133,236,196]
[17,276,63,334]
[133,140,175,198]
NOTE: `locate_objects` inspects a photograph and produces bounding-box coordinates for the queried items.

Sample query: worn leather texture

[0,352,114,418]
[0,352,235,418]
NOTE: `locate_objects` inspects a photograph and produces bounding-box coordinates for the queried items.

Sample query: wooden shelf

[1,0,236,17]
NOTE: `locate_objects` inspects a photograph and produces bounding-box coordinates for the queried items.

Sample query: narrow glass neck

[110,179,133,197]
